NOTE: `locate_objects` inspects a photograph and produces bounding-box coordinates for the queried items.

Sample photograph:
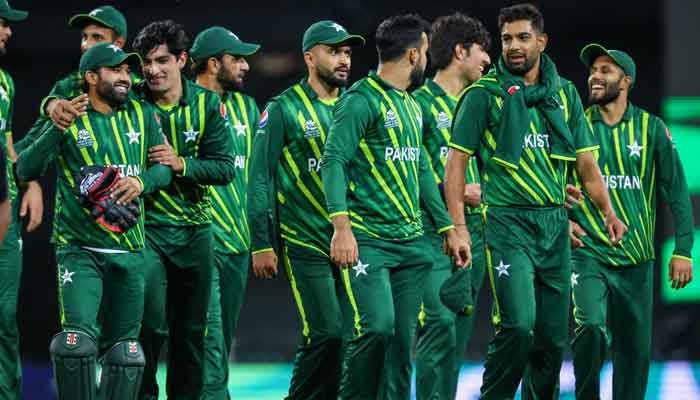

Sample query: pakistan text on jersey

[114,164,141,177]
[384,147,421,162]
[308,157,321,172]
[603,174,641,190]
[522,133,550,149]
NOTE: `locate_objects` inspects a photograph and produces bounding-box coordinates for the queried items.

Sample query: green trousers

[480,206,570,400]
[56,245,145,348]
[201,250,250,400]
[339,232,432,400]
[139,225,214,400]
[282,242,344,400]
[571,253,653,400]
[415,214,485,400]
[0,217,21,400]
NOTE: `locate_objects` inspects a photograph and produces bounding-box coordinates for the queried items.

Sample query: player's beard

[588,76,623,106]
[317,64,348,88]
[504,51,537,76]
[217,66,244,92]
[98,79,130,107]
[409,63,426,87]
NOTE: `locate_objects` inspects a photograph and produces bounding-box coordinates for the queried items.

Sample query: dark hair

[132,20,190,58]
[498,3,544,33]
[190,53,224,76]
[429,13,491,71]
[375,14,430,63]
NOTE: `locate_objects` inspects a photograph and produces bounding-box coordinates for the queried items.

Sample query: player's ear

[408,47,418,66]
[537,32,548,52]
[176,51,188,70]
[303,51,313,69]
[113,37,126,49]
[84,70,98,86]
[207,57,219,74]
[621,75,633,90]
[454,43,467,62]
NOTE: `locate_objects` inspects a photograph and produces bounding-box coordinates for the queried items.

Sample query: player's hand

[463,184,481,208]
[445,225,472,268]
[565,184,584,210]
[569,220,586,249]
[252,250,278,279]
[110,176,143,205]
[48,94,88,130]
[604,212,627,245]
[330,217,358,267]
[669,257,693,290]
[148,136,184,173]
[20,181,43,232]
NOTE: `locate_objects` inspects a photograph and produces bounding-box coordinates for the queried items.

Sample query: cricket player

[0,3,40,399]
[321,14,469,399]
[412,12,491,400]
[569,44,694,399]
[444,4,627,399]
[130,20,236,400]
[248,20,364,399]
[189,26,261,399]
[15,5,130,151]
[17,42,172,400]
[0,145,7,244]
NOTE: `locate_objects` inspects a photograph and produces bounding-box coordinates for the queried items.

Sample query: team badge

[76,129,94,148]
[437,112,451,129]
[384,109,399,129]
[303,119,320,138]
[259,109,269,128]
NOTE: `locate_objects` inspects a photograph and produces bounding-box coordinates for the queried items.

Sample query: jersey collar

[590,101,634,123]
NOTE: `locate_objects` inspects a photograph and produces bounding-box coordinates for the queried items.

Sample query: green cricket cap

[79,42,141,76]
[69,5,127,39]
[302,20,365,52]
[580,43,636,86]
[0,0,28,22]
[190,26,260,61]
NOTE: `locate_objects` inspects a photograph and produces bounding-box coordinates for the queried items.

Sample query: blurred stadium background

[10,0,700,398]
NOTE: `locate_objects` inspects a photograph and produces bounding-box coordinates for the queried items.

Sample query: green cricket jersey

[15,71,142,154]
[322,71,454,241]
[413,78,482,217]
[570,103,693,266]
[0,68,17,204]
[450,76,598,207]
[16,99,172,251]
[248,79,336,256]
[132,78,236,227]
[208,90,259,254]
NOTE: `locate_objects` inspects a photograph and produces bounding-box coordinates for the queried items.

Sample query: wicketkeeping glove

[76,165,141,233]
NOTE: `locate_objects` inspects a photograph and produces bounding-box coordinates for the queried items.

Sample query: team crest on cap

[89,8,103,16]
[128,342,138,353]
[259,109,269,128]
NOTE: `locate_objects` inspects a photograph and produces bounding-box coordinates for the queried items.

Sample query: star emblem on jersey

[126,130,140,144]
[61,269,75,285]
[495,260,510,278]
[352,260,369,277]
[107,44,121,53]
[183,127,199,142]
[330,23,346,32]
[571,272,579,287]
[627,140,643,158]
[233,122,247,136]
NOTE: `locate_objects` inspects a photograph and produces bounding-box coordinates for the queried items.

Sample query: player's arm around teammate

[17,43,171,400]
